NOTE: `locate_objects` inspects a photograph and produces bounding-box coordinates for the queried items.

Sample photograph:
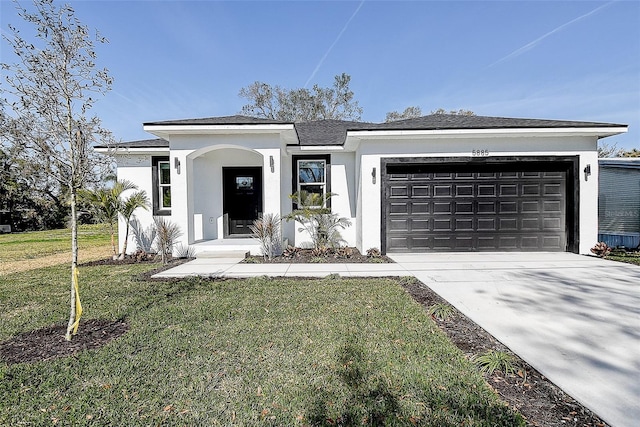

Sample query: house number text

[472,149,490,157]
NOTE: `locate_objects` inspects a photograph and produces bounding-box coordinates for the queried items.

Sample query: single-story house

[598,157,640,249]
[96,114,627,256]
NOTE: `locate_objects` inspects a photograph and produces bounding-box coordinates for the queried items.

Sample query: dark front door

[223,167,262,236]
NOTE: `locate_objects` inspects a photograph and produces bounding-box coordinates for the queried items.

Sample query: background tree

[239,73,363,121]
[1,0,114,340]
[385,106,422,122]
[619,148,640,158]
[430,108,476,116]
[597,141,619,158]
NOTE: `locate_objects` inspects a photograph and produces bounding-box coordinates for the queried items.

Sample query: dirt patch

[0,245,113,276]
[402,280,608,427]
[0,319,128,365]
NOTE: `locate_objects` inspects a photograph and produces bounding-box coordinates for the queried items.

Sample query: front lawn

[0,263,524,426]
[0,224,111,263]
[607,250,640,266]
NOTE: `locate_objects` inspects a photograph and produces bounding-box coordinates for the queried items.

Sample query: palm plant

[80,179,137,258]
[249,213,282,260]
[154,216,182,265]
[118,189,149,260]
[285,191,351,250]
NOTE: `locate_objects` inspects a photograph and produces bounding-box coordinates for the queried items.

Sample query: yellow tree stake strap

[71,267,83,335]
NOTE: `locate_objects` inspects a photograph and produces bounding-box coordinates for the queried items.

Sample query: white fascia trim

[347,126,628,139]
[143,124,295,134]
[286,145,346,154]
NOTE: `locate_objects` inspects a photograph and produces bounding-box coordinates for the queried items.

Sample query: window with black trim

[292,155,330,208]
[152,156,171,215]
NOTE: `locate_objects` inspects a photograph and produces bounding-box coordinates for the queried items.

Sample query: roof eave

[347,126,628,140]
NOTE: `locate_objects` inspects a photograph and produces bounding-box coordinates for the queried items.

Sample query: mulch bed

[0,319,128,365]
[243,247,392,263]
[402,279,608,427]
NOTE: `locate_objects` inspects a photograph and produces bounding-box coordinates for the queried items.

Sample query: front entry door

[223,167,262,236]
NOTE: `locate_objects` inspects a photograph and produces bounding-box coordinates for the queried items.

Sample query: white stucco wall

[112,128,607,256]
[115,152,163,254]
[355,135,600,255]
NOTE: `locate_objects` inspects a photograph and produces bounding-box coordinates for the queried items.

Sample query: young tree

[1,0,114,340]
[239,73,363,121]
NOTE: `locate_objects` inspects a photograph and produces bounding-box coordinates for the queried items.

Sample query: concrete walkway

[152,257,410,278]
[154,252,640,427]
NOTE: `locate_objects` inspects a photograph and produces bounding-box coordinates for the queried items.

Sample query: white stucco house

[96,114,627,256]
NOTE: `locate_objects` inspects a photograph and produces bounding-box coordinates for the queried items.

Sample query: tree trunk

[109,221,117,259]
[65,187,79,341]
[118,221,130,260]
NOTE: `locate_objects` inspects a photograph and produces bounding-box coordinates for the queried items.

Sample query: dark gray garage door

[384,162,570,252]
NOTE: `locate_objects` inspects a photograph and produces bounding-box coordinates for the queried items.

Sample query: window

[152,156,171,215]
[293,155,330,208]
[158,161,171,209]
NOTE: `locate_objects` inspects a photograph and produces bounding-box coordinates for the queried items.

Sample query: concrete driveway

[389,252,640,427]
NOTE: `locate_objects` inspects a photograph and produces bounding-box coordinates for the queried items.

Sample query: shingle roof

[109,114,626,149]
[369,115,624,131]
[293,119,375,146]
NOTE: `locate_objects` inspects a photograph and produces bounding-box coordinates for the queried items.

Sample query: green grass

[0,224,111,263]
[0,264,524,426]
[607,251,640,266]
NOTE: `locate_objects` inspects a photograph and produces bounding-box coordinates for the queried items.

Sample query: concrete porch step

[196,250,249,259]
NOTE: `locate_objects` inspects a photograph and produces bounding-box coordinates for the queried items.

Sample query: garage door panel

[456,185,474,196]
[411,202,429,214]
[389,185,408,197]
[521,217,541,230]
[433,202,452,213]
[434,185,452,197]
[478,185,496,196]
[455,202,473,213]
[411,185,430,197]
[544,184,563,195]
[433,219,452,230]
[412,219,430,230]
[499,201,518,213]
[477,218,496,230]
[522,184,541,195]
[384,163,568,252]
[455,218,474,230]
[499,184,518,196]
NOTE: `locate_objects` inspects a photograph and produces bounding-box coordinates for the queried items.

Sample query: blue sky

[1,0,639,150]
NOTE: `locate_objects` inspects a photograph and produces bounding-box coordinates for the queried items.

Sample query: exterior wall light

[583,164,591,181]
[269,155,275,173]
[372,167,376,184]
[174,157,181,174]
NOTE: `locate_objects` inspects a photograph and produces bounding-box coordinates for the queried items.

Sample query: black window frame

[291,154,331,210]
[152,156,171,216]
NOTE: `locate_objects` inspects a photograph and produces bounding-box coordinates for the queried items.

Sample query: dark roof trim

[94,138,169,149]
[599,158,640,170]
[144,114,290,126]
